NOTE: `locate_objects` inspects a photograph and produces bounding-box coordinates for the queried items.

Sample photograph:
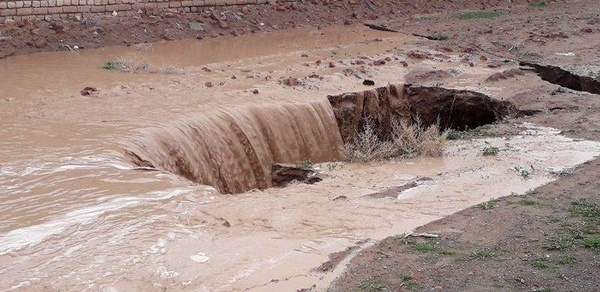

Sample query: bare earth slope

[331,1,600,291]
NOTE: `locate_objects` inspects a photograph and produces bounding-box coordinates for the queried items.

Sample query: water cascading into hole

[124,101,344,194]
[125,84,513,194]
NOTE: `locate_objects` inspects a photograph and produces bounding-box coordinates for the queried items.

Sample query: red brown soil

[1,0,540,58]
[328,0,600,290]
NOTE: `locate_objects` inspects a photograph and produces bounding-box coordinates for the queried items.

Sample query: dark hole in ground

[520,61,600,95]
[327,83,515,143]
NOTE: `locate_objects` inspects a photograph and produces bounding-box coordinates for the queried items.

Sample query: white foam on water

[0,188,196,255]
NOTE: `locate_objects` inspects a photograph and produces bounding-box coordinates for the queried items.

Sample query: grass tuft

[482,146,500,156]
[411,243,454,255]
[555,256,577,265]
[467,247,497,260]
[569,199,600,219]
[357,279,388,292]
[544,234,575,250]
[101,58,180,74]
[529,1,548,7]
[457,11,502,20]
[478,198,500,210]
[584,236,600,249]
[531,258,552,269]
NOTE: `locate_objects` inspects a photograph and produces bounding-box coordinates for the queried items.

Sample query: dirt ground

[329,0,600,291]
[0,0,543,59]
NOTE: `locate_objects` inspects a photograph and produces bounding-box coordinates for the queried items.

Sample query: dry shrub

[344,118,449,162]
[344,120,397,162]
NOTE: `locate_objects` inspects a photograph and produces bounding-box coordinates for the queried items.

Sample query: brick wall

[0,0,277,22]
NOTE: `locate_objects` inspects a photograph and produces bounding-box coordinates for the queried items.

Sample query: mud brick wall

[0,0,289,22]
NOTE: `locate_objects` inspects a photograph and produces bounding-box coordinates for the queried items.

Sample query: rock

[112,11,118,17]
[189,22,204,31]
[366,182,418,199]
[581,27,593,33]
[205,82,213,88]
[218,20,229,29]
[405,70,454,84]
[4,19,16,27]
[485,68,525,82]
[282,77,299,86]
[271,163,323,187]
[80,86,98,96]
[362,79,375,86]
[328,62,336,68]
[252,89,259,94]
[241,6,250,14]
[373,59,386,66]
[33,38,47,48]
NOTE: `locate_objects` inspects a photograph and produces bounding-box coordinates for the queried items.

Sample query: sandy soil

[330,0,600,290]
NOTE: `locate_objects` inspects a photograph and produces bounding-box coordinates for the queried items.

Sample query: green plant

[299,158,313,170]
[478,198,500,210]
[412,243,439,253]
[101,58,179,74]
[518,198,537,206]
[555,256,577,265]
[446,130,461,140]
[544,234,575,250]
[326,162,343,171]
[529,1,548,7]
[482,146,500,156]
[410,243,455,255]
[514,166,533,179]
[584,236,600,249]
[101,60,123,70]
[531,258,552,269]
[356,279,388,292]
[569,200,600,219]
[457,11,502,20]
[467,247,497,260]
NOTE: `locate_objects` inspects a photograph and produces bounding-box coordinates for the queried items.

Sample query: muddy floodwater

[1,25,600,291]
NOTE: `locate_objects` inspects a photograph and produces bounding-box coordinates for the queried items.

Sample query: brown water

[125,101,343,193]
[1,25,600,291]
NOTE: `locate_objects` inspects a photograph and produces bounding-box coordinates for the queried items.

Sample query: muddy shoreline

[0,0,540,59]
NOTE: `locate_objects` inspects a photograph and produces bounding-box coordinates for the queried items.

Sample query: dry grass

[344,118,449,162]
